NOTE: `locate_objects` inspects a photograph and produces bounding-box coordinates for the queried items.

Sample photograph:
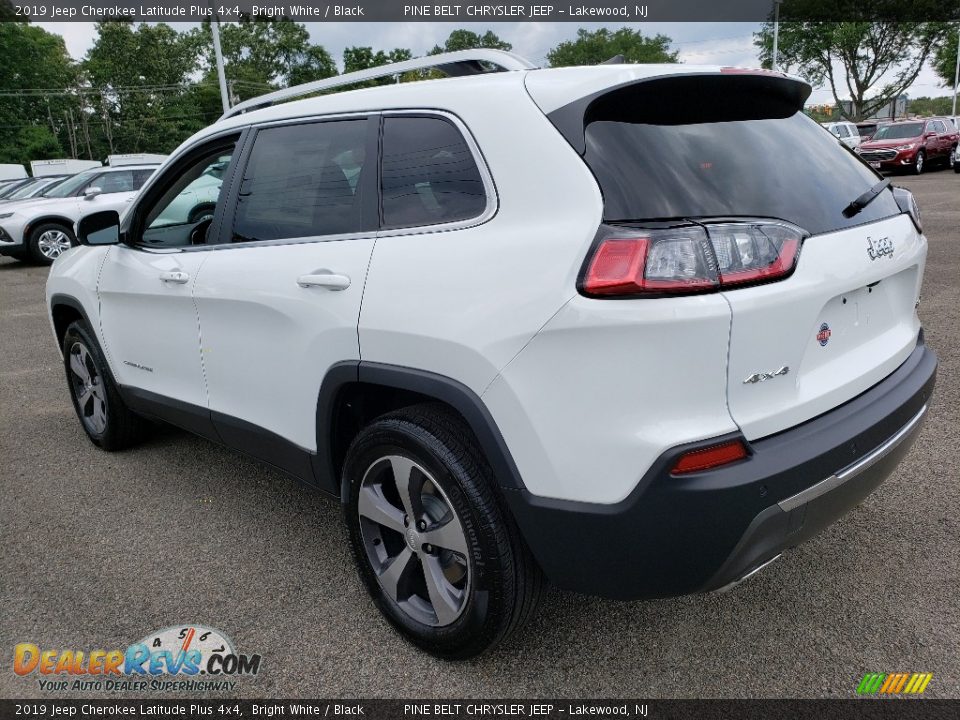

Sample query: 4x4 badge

[867,236,894,260]
[743,366,790,384]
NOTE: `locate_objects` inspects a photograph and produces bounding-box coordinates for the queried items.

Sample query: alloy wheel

[68,342,107,434]
[37,229,72,260]
[358,455,470,627]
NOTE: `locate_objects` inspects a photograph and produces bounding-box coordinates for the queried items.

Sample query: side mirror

[83,187,102,200]
[77,210,121,246]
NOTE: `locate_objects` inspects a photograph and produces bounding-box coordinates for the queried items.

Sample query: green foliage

[755,16,950,121]
[0,23,78,163]
[0,126,63,165]
[428,29,512,55]
[932,24,959,87]
[908,96,956,116]
[342,46,414,87]
[547,27,678,67]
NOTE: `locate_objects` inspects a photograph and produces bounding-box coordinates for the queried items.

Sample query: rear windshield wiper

[843,178,890,218]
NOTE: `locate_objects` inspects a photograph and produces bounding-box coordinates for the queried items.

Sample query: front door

[192,116,379,468]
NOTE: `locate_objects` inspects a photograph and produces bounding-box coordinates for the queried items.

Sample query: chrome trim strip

[777,403,928,513]
[713,553,782,594]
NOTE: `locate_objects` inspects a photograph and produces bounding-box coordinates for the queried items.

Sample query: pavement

[1,170,958,699]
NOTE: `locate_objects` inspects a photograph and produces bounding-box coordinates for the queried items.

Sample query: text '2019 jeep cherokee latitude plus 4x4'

[47,51,937,659]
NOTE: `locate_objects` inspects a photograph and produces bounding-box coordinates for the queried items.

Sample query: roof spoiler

[547,71,812,155]
[221,49,537,121]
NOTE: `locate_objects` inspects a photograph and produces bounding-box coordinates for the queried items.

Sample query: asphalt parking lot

[1,170,958,700]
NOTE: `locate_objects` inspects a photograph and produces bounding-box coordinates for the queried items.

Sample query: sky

[34,21,955,105]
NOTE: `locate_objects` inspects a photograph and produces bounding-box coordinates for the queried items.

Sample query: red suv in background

[856,118,958,174]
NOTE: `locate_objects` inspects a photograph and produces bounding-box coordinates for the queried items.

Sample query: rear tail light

[892,186,922,232]
[581,221,805,297]
[671,439,749,475]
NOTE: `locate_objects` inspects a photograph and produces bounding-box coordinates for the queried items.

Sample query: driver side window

[140,144,236,248]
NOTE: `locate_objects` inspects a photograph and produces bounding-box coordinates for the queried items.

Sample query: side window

[96,171,135,194]
[232,119,368,242]
[381,115,487,228]
[132,169,155,189]
[925,122,936,135]
[933,120,946,133]
[140,144,236,248]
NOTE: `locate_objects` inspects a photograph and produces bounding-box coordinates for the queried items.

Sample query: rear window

[579,80,900,236]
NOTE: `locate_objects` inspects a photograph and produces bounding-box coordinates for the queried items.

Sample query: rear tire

[63,320,146,451]
[343,403,544,659]
[952,147,959,173]
[28,222,75,265]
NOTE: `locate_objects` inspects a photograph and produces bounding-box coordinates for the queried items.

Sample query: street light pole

[210,14,230,114]
[772,0,782,72]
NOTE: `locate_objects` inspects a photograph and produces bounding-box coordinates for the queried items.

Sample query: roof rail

[220,49,537,121]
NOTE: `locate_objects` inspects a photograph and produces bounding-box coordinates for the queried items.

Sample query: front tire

[913,150,925,175]
[63,320,146,450]
[28,222,75,265]
[343,404,544,659]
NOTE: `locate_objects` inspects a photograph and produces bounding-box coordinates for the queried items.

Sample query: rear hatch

[532,70,925,439]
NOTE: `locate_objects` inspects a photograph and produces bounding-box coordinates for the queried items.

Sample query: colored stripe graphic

[858,672,932,695]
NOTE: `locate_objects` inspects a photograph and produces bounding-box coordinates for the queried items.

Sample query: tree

[197,16,336,91]
[342,46,414,86]
[429,29,511,55]
[547,27,678,67]
[82,21,206,155]
[755,19,950,121]
[0,22,79,163]
[932,24,959,88]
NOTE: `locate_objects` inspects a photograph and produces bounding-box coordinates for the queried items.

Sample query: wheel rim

[358,455,470,627]
[68,342,107,434]
[37,229,71,259]
[916,153,924,173]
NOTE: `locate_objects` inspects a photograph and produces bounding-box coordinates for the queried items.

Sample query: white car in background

[0,164,157,264]
[822,120,862,149]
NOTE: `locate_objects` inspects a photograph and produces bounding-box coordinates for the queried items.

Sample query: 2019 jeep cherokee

[46,51,937,659]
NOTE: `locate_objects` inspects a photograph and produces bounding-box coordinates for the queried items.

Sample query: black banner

[2,700,960,720]
[1,0,959,22]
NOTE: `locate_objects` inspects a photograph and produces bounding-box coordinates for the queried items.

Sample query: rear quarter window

[380,115,487,229]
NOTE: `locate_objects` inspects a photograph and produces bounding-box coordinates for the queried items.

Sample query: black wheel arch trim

[26,216,78,242]
[313,361,528,503]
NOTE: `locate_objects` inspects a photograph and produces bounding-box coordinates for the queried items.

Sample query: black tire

[913,150,925,175]
[27,222,75,265]
[188,204,216,224]
[62,320,146,451]
[343,403,544,659]
[952,148,959,173]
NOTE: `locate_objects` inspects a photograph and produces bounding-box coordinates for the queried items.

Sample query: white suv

[0,164,157,264]
[46,51,937,659]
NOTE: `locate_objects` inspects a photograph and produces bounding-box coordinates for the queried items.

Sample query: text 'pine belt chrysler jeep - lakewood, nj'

[46,50,937,659]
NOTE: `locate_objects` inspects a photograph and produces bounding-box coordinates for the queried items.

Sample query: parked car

[46,51,936,659]
[0,176,68,204]
[0,178,35,200]
[822,120,862,148]
[0,165,157,263]
[856,118,959,173]
[855,121,885,142]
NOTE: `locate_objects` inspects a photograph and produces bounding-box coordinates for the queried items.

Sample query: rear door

[193,116,379,467]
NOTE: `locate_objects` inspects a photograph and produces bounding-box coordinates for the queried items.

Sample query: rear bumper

[503,335,937,600]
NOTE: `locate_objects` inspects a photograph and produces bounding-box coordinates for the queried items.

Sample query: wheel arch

[25,215,77,242]
[49,293,93,350]
[315,362,526,503]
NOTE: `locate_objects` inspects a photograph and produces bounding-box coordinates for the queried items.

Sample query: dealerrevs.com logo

[13,625,261,692]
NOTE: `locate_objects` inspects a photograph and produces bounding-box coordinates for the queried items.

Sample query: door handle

[297,272,351,291]
[159,271,190,284]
